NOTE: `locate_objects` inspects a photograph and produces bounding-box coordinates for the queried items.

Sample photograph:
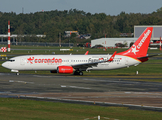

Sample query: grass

[0,44,162,55]
[0,98,162,120]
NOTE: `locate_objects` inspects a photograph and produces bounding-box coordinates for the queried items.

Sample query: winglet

[85,51,89,55]
[108,51,117,62]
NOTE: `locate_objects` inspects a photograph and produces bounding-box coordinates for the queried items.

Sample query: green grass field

[0,45,162,120]
[0,98,162,120]
[1,44,162,54]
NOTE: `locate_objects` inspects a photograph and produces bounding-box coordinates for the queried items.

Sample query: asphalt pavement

[0,73,162,111]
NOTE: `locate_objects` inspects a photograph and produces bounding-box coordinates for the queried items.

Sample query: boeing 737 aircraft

[2,27,154,75]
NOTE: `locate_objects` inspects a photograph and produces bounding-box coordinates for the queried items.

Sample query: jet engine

[57,66,74,74]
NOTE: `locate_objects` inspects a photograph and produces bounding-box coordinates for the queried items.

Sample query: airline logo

[27,57,62,64]
[120,29,152,56]
[137,30,151,49]
[131,29,151,55]
[131,45,139,55]
[27,57,34,64]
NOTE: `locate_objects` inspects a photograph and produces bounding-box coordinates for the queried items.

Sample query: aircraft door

[20,57,25,65]
[125,57,129,66]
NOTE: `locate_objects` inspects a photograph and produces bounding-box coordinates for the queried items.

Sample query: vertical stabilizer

[117,27,153,58]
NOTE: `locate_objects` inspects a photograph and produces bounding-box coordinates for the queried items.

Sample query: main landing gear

[73,71,83,76]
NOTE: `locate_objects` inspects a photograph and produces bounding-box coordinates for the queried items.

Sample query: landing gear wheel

[16,73,19,75]
[73,71,83,75]
[79,71,83,76]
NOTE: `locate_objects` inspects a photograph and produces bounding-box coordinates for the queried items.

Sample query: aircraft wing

[72,51,117,70]
[72,60,104,70]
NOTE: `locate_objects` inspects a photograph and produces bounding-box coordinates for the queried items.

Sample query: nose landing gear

[16,72,19,75]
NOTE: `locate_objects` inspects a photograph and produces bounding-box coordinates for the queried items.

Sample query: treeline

[0,7,162,43]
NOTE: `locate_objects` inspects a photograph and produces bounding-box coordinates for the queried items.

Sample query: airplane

[2,27,154,76]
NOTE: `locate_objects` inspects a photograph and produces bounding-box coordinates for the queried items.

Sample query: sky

[0,0,162,15]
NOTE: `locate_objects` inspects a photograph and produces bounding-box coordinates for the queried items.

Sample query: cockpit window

[8,59,15,62]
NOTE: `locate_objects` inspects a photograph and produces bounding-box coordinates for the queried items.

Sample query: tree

[156,7,162,12]
[0,9,161,43]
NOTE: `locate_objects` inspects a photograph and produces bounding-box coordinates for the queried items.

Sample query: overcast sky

[0,0,162,15]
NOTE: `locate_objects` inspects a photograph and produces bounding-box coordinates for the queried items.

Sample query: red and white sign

[1,47,7,52]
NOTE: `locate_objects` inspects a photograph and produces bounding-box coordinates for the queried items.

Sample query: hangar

[91,38,137,48]
[91,25,162,48]
[134,25,162,40]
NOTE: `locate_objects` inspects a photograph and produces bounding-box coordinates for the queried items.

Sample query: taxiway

[0,73,162,111]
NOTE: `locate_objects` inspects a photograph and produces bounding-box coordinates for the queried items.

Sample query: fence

[0,42,74,47]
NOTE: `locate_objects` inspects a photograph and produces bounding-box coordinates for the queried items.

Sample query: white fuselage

[2,54,141,71]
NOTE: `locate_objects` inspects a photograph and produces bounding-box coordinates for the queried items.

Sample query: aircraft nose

[2,62,8,68]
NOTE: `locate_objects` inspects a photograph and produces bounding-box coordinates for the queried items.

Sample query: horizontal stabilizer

[137,54,161,62]
[137,54,161,59]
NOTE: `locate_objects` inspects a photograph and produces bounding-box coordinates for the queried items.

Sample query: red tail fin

[116,27,153,58]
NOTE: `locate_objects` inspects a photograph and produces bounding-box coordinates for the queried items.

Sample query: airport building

[91,25,162,48]
[91,38,137,48]
[134,25,162,40]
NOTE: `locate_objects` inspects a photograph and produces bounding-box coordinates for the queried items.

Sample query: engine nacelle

[57,66,74,74]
